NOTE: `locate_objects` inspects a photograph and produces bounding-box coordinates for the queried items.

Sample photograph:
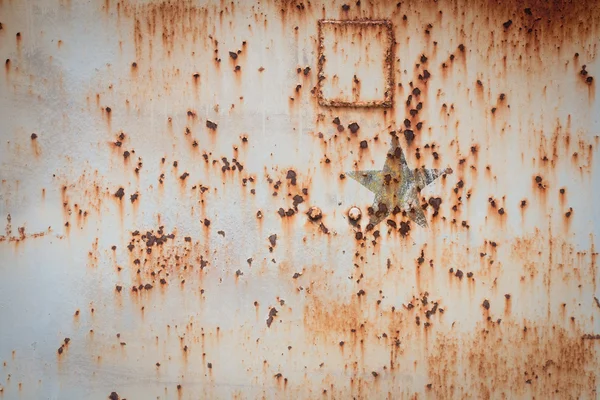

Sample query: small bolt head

[307,206,322,221]
[348,207,362,221]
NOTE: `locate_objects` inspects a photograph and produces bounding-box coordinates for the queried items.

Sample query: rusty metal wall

[1,0,599,398]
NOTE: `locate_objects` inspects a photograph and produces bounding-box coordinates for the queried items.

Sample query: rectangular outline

[317,19,394,108]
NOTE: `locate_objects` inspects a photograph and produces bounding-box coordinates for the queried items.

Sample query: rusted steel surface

[0,0,599,398]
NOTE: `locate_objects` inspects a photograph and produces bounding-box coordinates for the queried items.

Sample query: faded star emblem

[347,135,451,229]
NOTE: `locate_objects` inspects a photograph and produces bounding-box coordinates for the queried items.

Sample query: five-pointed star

[347,136,450,228]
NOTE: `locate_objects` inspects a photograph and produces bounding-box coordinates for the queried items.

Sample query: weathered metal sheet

[1,0,599,398]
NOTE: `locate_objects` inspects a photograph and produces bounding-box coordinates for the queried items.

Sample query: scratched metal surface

[1,0,599,399]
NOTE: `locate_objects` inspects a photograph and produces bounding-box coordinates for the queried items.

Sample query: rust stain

[0,215,52,243]
[428,323,598,399]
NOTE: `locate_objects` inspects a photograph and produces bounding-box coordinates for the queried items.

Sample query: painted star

[347,136,451,229]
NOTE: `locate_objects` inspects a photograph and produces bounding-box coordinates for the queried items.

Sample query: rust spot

[266,307,278,327]
[348,122,360,134]
[286,170,297,185]
[582,334,600,340]
[399,221,411,236]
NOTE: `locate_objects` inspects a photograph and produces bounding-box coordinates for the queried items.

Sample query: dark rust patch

[266,307,278,327]
[268,234,277,247]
